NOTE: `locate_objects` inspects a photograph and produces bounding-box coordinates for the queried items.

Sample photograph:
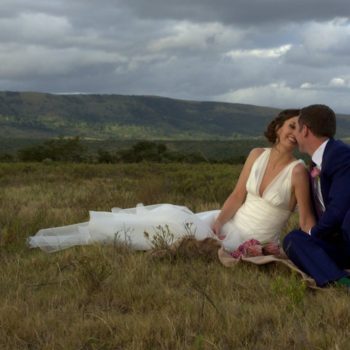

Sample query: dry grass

[1,162,350,349]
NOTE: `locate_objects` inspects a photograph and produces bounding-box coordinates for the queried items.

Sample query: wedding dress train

[28,149,303,253]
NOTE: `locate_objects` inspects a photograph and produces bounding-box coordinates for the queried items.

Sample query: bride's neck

[270,145,294,164]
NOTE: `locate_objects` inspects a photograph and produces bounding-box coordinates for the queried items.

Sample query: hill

[1,91,350,140]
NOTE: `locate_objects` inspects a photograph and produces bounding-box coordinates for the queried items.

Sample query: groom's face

[293,116,306,152]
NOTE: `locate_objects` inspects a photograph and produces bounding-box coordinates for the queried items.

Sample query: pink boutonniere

[310,166,321,178]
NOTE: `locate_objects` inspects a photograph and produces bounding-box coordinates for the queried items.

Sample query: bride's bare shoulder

[241,148,266,169]
[292,161,307,172]
[291,162,309,182]
[247,147,266,160]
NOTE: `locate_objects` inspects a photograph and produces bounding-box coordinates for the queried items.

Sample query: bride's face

[276,116,298,150]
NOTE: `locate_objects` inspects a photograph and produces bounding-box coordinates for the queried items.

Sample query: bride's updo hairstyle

[264,109,300,144]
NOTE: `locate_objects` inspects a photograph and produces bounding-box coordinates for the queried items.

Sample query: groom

[283,104,350,287]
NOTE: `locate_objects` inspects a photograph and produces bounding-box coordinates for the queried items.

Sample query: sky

[1,0,350,113]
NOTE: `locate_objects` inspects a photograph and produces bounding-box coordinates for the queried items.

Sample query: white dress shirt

[312,139,329,170]
[308,139,329,234]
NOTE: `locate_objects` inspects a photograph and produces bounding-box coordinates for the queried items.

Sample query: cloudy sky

[1,0,350,113]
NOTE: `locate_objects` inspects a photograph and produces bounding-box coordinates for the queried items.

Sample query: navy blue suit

[283,138,350,286]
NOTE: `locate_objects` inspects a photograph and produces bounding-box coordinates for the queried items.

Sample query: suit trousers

[283,230,350,286]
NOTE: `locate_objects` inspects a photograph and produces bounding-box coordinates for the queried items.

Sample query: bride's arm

[292,163,316,233]
[213,148,264,237]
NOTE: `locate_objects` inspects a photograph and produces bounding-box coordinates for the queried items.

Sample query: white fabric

[311,139,328,212]
[28,148,303,253]
[311,139,329,168]
[221,149,302,251]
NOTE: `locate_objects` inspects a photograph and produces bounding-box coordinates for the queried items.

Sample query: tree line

[0,137,246,164]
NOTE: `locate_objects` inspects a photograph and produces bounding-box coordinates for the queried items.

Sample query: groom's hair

[299,104,336,138]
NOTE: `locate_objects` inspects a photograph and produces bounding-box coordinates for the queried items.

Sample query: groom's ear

[301,124,309,137]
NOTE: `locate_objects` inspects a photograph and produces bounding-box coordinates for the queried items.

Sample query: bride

[28,109,315,254]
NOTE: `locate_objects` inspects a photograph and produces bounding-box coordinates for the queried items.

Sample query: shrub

[17,137,86,162]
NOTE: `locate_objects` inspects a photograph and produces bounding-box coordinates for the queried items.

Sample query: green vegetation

[4,138,270,163]
[17,137,86,162]
[0,91,284,139]
[0,162,349,349]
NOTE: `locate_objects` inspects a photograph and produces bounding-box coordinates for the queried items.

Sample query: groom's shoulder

[330,138,350,149]
[325,139,350,168]
[328,139,350,156]
[339,139,350,152]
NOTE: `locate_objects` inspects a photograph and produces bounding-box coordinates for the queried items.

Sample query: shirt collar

[311,139,329,169]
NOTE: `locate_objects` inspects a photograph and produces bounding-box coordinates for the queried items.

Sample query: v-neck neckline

[258,149,295,198]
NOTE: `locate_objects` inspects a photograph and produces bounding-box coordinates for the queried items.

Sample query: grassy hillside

[0,91,285,139]
[1,162,349,349]
[2,91,350,145]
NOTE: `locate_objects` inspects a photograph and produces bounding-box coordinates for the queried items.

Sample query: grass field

[1,162,349,349]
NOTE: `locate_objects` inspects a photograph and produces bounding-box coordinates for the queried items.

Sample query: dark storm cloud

[0,0,349,112]
[118,0,350,25]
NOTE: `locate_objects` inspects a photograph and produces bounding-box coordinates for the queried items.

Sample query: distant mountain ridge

[1,91,350,140]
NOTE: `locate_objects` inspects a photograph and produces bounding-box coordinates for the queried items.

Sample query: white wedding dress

[28,149,303,253]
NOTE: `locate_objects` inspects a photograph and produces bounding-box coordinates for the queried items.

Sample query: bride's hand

[212,220,225,239]
[262,242,282,256]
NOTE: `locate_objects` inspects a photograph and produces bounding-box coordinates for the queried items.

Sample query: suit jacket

[311,138,350,239]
